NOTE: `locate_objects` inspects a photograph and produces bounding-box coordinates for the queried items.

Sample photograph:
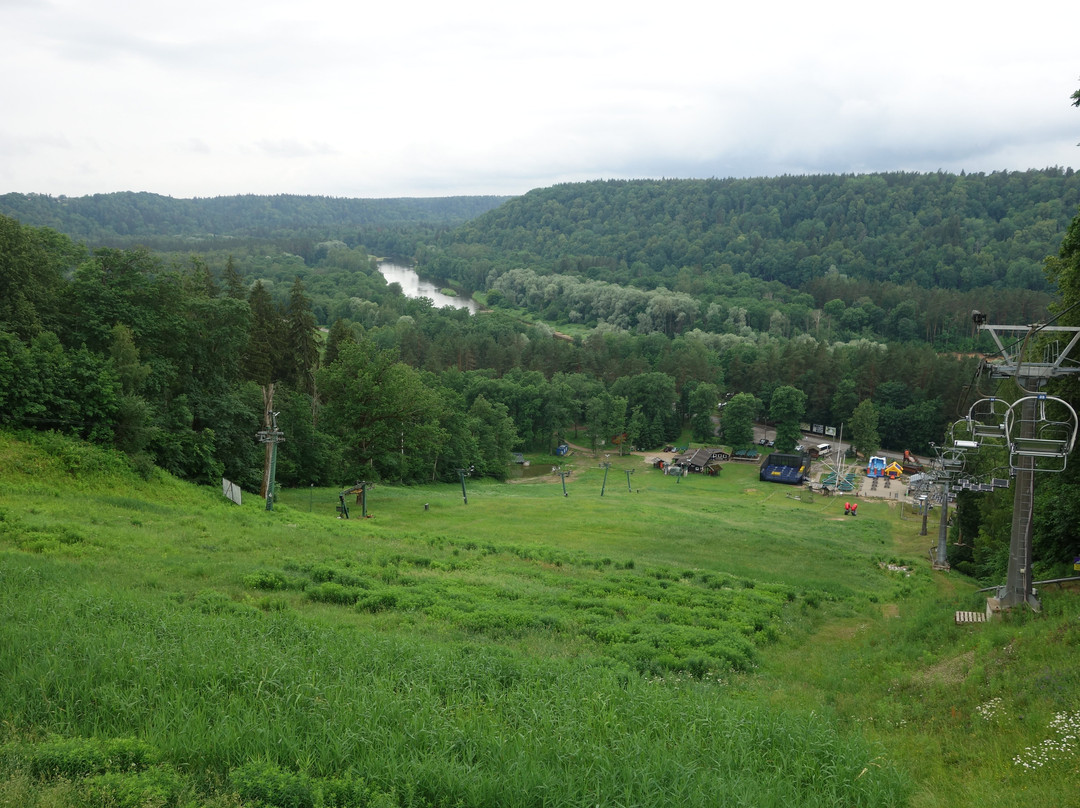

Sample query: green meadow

[1,431,1077,807]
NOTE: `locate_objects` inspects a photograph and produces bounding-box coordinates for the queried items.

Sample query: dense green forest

[0,191,509,258]
[3,168,1080,584]
[6,173,1073,349]
[416,171,1073,346]
[438,172,1078,291]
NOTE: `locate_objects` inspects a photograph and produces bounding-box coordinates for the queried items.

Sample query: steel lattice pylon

[971,323,1080,613]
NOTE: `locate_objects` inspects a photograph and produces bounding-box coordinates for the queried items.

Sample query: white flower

[1013,711,1080,771]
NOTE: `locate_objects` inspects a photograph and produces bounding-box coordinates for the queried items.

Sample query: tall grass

[0,552,907,807]
[6,431,1079,806]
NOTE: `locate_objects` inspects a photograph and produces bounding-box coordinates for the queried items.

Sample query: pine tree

[323,319,355,368]
[222,255,246,299]
[286,276,319,396]
[242,281,286,386]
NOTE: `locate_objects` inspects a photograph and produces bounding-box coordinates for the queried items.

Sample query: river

[378,261,480,314]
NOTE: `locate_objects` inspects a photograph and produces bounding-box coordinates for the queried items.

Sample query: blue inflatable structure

[759,452,812,485]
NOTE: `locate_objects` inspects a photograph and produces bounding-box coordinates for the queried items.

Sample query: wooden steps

[955,610,987,625]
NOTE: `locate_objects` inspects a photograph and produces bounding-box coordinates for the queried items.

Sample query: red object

[844,502,851,514]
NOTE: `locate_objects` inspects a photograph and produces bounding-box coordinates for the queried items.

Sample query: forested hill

[0,191,510,248]
[8,172,1078,298]
[422,170,1080,294]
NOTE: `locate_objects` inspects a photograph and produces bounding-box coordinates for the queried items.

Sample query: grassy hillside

[1,431,1077,807]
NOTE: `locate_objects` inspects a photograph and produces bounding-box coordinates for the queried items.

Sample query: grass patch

[1,430,1077,806]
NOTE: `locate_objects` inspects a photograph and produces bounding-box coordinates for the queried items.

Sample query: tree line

[0,191,508,254]
[1,210,980,491]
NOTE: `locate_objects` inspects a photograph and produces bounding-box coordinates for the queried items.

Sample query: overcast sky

[2,0,1078,200]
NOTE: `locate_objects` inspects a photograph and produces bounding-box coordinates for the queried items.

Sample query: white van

[816,443,832,455]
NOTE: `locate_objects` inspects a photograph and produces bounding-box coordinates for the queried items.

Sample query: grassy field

[1,430,1077,807]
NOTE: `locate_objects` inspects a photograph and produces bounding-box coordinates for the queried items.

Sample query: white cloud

[1,0,1078,198]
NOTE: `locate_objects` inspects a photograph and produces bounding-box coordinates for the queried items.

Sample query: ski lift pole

[935,478,951,568]
[625,467,635,492]
[256,410,284,512]
[556,466,571,497]
[456,468,471,505]
[599,461,611,496]
[358,482,369,517]
[265,436,278,511]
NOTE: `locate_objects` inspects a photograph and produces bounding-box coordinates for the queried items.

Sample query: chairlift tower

[599,459,612,496]
[926,441,975,570]
[972,322,1080,612]
[256,410,284,511]
[554,465,572,497]
[456,467,473,505]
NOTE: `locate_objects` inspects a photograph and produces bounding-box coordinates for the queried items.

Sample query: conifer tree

[222,255,246,300]
[323,319,355,368]
[243,281,286,386]
[286,276,319,396]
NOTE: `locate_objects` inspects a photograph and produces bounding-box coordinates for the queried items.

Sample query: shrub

[356,590,399,613]
[320,772,382,808]
[191,590,251,615]
[306,582,359,606]
[257,596,289,612]
[82,765,185,808]
[244,570,290,591]
[26,736,157,779]
[230,761,315,808]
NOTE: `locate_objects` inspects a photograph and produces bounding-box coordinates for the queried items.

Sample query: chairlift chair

[966,397,1010,444]
[935,447,968,475]
[1004,394,1078,473]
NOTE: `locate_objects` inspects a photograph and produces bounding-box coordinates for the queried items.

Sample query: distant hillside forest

[414,171,1078,347]
[0,191,509,257]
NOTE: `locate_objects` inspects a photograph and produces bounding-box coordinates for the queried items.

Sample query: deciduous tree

[721,392,759,447]
[769,385,807,452]
[849,399,880,460]
[688,382,720,442]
